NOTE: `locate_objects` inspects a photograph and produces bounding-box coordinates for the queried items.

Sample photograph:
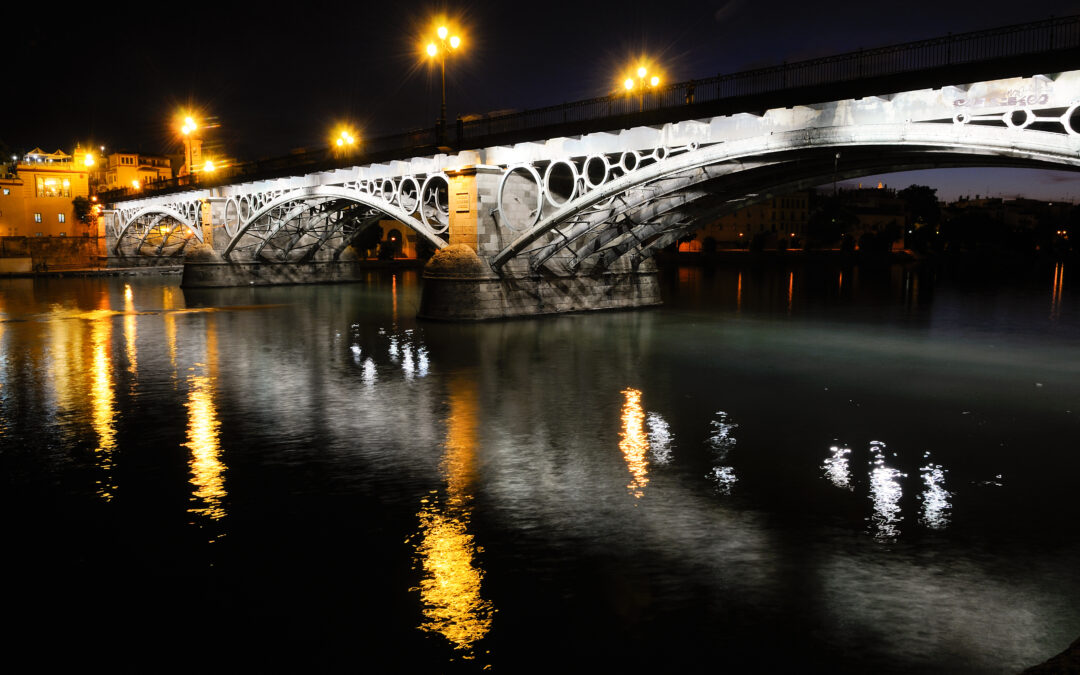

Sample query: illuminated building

[90,151,174,194]
[0,147,91,237]
[689,191,811,250]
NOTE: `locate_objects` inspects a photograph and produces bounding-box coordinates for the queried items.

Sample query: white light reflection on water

[823,445,853,490]
[707,411,738,494]
[362,357,376,386]
[868,441,906,542]
[417,346,429,377]
[919,456,952,530]
[646,412,673,465]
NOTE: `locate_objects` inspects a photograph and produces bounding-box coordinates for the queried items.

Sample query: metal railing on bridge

[97,14,1080,204]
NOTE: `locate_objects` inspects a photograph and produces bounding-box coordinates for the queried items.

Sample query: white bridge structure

[106,67,1080,317]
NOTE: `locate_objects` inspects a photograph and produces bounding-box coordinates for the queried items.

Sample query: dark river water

[0,260,1077,673]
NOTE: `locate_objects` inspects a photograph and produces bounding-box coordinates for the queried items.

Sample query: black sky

[5,0,1080,198]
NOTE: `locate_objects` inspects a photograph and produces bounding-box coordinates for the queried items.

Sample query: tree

[354,223,383,258]
[898,185,941,229]
[72,196,93,224]
[806,195,857,248]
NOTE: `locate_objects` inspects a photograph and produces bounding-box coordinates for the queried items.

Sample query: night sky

[5,0,1080,200]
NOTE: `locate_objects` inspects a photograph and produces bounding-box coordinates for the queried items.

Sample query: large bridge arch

[221,184,449,262]
[112,203,204,256]
[491,120,1080,271]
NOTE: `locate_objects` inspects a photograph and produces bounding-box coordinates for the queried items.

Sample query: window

[58,232,66,237]
[58,213,66,223]
[35,176,70,197]
[2,188,9,195]
[35,232,42,237]
[34,213,42,222]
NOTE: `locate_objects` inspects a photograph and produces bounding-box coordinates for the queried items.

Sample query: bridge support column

[419,166,662,320]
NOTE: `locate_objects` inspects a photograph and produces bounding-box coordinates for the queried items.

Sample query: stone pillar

[419,164,663,321]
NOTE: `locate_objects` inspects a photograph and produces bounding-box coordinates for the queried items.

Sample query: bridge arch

[491,121,1080,270]
[222,184,449,262]
[113,204,204,255]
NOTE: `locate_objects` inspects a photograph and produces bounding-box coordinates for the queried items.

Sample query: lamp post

[333,129,357,161]
[624,65,661,112]
[427,25,461,146]
[180,116,198,180]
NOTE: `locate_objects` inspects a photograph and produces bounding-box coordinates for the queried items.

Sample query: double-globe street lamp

[625,65,661,112]
[427,25,461,146]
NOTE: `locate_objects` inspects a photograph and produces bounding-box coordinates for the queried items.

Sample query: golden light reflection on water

[162,286,178,375]
[123,284,137,377]
[620,388,650,498]
[89,313,117,501]
[186,317,226,526]
[1051,262,1064,320]
[410,376,494,658]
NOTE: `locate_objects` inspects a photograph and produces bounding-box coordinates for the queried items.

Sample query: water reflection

[1051,262,1064,320]
[707,411,738,494]
[90,311,117,501]
[823,445,853,491]
[123,284,137,379]
[619,388,650,498]
[185,316,225,529]
[868,441,906,542]
[646,412,673,465]
[411,375,494,659]
[919,452,951,530]
[163,286,178,377]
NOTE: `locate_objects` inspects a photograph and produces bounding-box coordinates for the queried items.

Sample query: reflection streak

[186,318,225,525]
[123,284,137,377]
[1051,262,1064,320]
[619,388,649,498]
[823,445,853,490]
[919,455,951,530]
[868,441,905,542]
[411,376,493,658]
[90,315,117,501]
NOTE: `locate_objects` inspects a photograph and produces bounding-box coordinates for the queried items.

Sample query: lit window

[34,213,42,222]
[58,232,66,237]
[2,188,9,195]
[35,176,70,197]
[58,213,66,223]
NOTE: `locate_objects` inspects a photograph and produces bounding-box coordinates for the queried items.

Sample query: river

[0,260,1077,673]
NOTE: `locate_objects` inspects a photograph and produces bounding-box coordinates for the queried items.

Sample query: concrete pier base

[418,246,662,320]
[180,261,391,288]
[419,269,662,320]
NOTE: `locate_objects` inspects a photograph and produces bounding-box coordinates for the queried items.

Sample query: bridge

[104,16,1080,319]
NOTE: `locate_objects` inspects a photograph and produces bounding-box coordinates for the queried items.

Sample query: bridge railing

[98,15,1080,205]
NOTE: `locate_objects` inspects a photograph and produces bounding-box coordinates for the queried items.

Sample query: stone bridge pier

[418,166,662,321]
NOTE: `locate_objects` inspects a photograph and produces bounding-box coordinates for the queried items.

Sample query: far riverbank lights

[625,65,661,112]
[426,23,462,145]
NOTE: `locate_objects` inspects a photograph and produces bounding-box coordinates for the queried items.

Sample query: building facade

[91,151,174,193]
[688,191,811,250]
[0,148,92,238]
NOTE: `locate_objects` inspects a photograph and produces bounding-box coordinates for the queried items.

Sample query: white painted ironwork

[112,70,1080,266]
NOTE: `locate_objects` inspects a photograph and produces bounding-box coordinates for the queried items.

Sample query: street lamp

[180,115,197,178]
[426,24,462,145]
[624,65,661,112]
